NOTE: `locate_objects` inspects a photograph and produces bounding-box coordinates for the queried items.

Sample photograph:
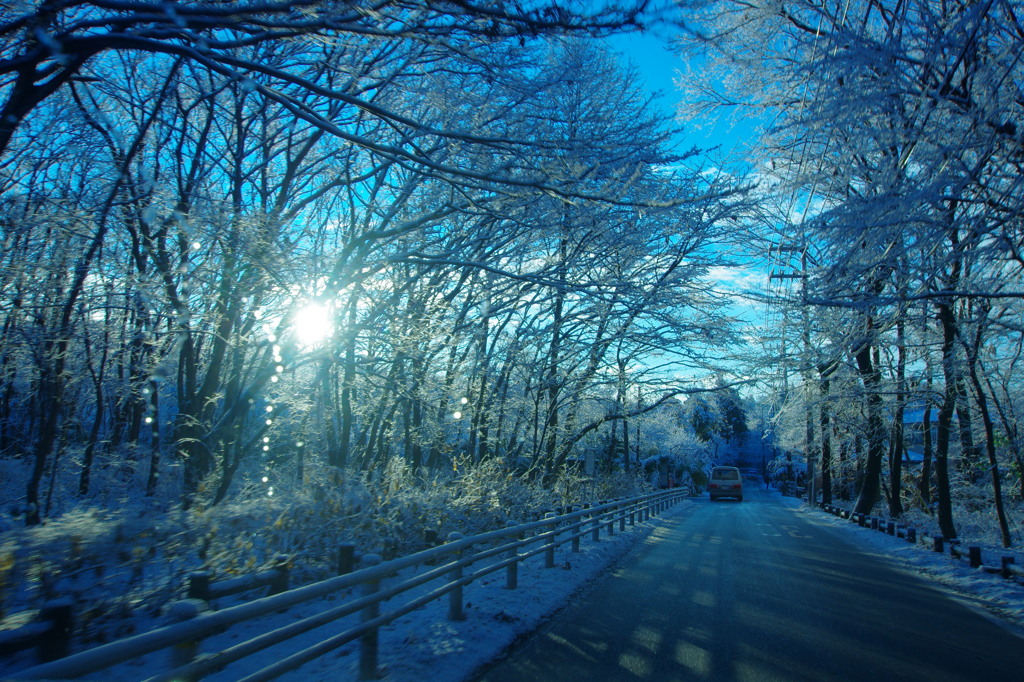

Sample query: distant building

[901,406,957,467]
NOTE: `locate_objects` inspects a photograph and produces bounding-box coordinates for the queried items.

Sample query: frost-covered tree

[676,0,1024,542]
[1,1,752,523]
[0,1,665,160]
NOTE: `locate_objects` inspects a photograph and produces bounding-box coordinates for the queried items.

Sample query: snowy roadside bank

[278,499,700,682]
[783,493,1024,637]
[6,499,698,682]
[10,490,1021,681]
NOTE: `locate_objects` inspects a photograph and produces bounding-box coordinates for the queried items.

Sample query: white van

[709,466,743,501]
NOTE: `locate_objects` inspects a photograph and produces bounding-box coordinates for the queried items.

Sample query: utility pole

[769,239,814,503]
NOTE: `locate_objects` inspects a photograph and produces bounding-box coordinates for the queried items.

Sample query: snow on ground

[292,503,700,682]
[781,494,1024,638]
[9,492,1024,681]
[92,499,701,682]
[276,493,1024,682]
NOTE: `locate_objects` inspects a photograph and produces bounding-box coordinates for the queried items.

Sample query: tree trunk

[955,375,981,476]
[919,370,934,509]
[889,315,906,517]
[337,295,359,469]
[80,306,109,496]
[541,238,567,480]
[981,363,1024,504]
[27,220,111,523]
[837,437,849,500]
[408,356,425,470]
[26,366,61,525]
[934,299,959,540]
[805,382,815,502]
[853,340,885,515]
[964,304,1012,547]
[145,379,161,496]
[818,364,834,505]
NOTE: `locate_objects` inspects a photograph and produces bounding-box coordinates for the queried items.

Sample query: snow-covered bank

[783,494,1024,637]
[7,491,1023,681]
[2,499,698,681]
[288,500,700,682]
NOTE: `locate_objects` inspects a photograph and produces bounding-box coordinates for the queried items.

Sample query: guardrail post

[591,509,601,542]
[907,526,916,543]
[619,502,627,532]
[447,532,467,621]
[505,521,520,588]
[359,553,383,680]
[607,504,616,537]
[570,506,582,553]
[165,599,208,679]
[969,546,982,569]
[886,521,896,536]
[544,512,558,568]
[933,536,945,553]
[186,571,212,602]
[338,544,356,575]
[38,599,73,662]
[629,503,636,527]
[270,555,290,595]
[1001,556,1016,578]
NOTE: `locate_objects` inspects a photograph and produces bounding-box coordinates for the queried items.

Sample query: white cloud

[705,264,768,293]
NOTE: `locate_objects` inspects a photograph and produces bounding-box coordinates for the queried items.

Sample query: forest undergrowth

[0,455,652,649]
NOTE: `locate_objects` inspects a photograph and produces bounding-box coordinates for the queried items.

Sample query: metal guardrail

[13,488,687,681]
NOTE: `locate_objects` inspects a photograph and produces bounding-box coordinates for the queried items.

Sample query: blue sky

[607,30,758,160]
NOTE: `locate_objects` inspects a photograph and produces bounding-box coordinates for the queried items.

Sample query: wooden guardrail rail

[12,488,687,681]
[186,555,291,604]
[0,599,73,664]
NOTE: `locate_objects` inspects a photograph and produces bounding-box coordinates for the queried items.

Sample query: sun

[293,302,334,348]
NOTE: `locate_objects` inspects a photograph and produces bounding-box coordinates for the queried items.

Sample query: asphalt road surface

[472,486,1024,682]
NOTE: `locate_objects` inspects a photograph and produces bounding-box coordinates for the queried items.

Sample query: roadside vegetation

[2,0,1024,656]
[677,0,1024,547]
